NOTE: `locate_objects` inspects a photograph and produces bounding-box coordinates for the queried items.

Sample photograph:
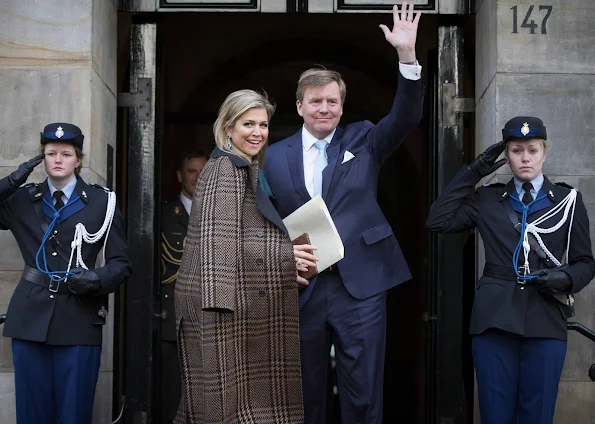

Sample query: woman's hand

[294,244,318,288]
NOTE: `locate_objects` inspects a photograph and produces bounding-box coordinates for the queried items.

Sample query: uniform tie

[53,190,65,210]
[522,182,534,205]
[312,140,328,197]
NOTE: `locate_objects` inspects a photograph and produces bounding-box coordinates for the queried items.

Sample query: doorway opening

[117,10,477,424]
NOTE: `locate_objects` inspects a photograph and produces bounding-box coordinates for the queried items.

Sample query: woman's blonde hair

[213,89,275,164]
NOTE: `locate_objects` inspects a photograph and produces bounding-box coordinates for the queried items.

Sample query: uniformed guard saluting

[159,150,207,423]
[427,116,595,424]
[0,123,132,424]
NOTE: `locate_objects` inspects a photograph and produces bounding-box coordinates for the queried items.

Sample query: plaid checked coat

[174,149,303,424]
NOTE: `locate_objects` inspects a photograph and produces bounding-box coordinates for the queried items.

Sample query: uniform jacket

[427,166,595,340]
[0,176,132,345]
[263,72,424,307]
[174,149,303,423]
[160,197,188,342]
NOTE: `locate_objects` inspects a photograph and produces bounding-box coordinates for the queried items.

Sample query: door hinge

[442,83,474,126]
[118,78,152,121]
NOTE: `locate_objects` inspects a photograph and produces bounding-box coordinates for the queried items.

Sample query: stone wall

[476,1,595,422]
[0,1,118,422]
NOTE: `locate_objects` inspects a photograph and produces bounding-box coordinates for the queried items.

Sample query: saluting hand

[379,2,421,62]
[8,153,44,188]
[469,140,507,179]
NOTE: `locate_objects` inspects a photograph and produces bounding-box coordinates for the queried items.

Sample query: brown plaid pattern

[175,155,303,423]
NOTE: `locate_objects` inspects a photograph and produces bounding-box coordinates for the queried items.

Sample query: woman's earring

[226,135,232,149]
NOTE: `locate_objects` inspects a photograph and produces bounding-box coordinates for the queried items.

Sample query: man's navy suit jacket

[264,72,424,308]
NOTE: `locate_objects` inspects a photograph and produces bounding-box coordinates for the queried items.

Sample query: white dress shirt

[179,192,192,215]
[302,128,336,198]
[398,61,422,81]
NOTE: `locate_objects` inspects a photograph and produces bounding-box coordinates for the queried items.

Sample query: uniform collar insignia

[520,122,530,136]
[174,205,181,216]
[55,126,64,138]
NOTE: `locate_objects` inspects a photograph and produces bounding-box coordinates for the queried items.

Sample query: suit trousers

[300,270,387,424]
[472,329,567,424]
[12,339,101,424]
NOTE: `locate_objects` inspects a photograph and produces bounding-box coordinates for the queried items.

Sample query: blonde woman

[174,90,305,423]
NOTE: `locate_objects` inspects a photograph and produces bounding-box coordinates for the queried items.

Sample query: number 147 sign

[511,5,553,34]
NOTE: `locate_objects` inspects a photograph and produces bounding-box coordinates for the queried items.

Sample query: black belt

[482,262,526,282]
[22,265,71,293]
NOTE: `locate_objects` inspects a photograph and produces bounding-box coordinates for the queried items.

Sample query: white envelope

[341,150,355,164]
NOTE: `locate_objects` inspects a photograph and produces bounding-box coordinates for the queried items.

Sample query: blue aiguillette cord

[35,195,81,282]
[511,193,547,281]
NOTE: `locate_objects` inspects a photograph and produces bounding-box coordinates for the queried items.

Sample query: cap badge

[55,126,64,139]
[521,122,530,136]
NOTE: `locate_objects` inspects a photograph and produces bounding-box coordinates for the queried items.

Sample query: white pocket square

[341,151,355,164]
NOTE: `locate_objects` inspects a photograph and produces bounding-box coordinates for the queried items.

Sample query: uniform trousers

[12,339,101,424]
[472,329,567,424]
[299,269,387,424]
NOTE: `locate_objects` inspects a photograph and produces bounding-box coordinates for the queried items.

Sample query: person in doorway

[262,3,424,423]
[426,116,594,424]
[174,90,305,423]
[160,150,208,424]
[0,122,132,424]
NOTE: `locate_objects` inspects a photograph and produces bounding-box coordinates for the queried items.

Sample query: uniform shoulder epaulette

[482,183,505,188]
[90,183,112,192]
[20,182,40,189]
[555,182,575,191]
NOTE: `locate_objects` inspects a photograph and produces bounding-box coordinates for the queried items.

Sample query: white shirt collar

[514,173,544,196]
[179,192,192,215]
[48,176,77,201]
[301,126,337,151]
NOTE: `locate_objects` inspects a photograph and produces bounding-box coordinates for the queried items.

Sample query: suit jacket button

[52,252,57,256]
[256,231,264,237]
[50,295,54,299]
[259,290,266,297]
[256,258,264,265]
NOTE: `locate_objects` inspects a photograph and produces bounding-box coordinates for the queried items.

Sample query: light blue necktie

[312,140,328,197]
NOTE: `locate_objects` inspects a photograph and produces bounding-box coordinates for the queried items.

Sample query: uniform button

[520,286,525,290]
[256,258,263,265]
[50,295,54,299]
[52,252,58,257]
[176,242,180,245]
[53,230,58,235]
[164,294,169,298]
[256,231,264,237]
